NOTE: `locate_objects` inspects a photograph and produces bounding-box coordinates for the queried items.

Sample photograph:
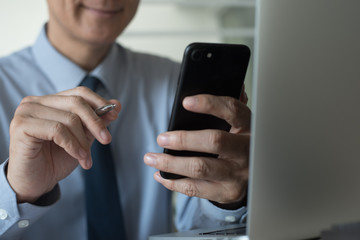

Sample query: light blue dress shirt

[0,26,246,240]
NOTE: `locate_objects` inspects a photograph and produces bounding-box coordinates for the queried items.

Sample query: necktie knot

[80,76,102,92]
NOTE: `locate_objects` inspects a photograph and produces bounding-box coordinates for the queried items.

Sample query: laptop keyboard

[199,226,246,236]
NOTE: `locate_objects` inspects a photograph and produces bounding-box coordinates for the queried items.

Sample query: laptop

[149,224,247,240]
[150,0,360,239]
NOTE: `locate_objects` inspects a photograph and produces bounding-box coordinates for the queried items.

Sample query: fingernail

[183,96,198,108]
[100,129,110,142]
[154,172,163,182]
[144,153,158,166]
[86,159,93,169]
[108,110,119,119]
[158,133,170,146]
[79,148,88,159]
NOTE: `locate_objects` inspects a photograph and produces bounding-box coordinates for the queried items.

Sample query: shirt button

[225,215,236,223]
[0,209,8,220]
[18,220,30,228]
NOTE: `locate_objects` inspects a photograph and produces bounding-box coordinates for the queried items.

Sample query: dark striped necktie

[80,76,127,240]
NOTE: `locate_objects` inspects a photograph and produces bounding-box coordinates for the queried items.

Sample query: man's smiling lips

[81,4,124,18]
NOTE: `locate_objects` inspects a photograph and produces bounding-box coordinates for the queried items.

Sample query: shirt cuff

[175,193,247,231]
[0,160,60,238]
[200,198,247,224]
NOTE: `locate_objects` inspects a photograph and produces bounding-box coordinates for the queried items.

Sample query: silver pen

[95,104,117,116]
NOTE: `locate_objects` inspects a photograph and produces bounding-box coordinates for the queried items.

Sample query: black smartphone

[160,42,250,179]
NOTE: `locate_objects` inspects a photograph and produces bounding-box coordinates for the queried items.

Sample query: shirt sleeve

[0,160,60,239]
[175,193,247,231]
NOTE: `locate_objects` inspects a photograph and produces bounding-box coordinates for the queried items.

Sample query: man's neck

[47,22,111,72]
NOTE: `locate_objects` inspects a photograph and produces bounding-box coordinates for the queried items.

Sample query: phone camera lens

[206,52,212,59]
[191,50,202,61]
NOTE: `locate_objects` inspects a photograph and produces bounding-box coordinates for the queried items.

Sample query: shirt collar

[90,43,122,98]
[32,24,122,95]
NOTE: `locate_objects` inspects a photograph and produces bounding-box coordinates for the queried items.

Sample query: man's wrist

[5,161,60,205]
[210,186,248,210]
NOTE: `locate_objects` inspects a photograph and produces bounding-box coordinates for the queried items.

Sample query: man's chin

[80,29,121,46]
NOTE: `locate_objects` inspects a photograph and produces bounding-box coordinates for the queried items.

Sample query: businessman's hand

[7,87,121,203]
[144,88,250,207]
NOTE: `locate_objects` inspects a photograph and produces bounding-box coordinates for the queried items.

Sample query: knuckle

[21,96,35,104]
[190,158,209,178]
[68,95,86,107]
[11,102,34,131]
[208,130,224,151]
[65,112,81,126]
[75,86,91,94]
[51,123,76,152]
[228,158,249,181]
[225,98,251,129]
[52,122,66,136]
[182,183,199,198]
[177,131,187,148]
[16,101,33,113]
[203,95,215,112]
[64,139,76,153]
[160,155,171,172]
[226,98,242,117]
[9,117,24,134]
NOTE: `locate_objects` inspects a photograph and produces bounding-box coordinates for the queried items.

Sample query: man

[0,0,251,239]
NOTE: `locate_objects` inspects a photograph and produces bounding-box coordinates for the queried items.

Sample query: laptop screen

[248,0,360,239]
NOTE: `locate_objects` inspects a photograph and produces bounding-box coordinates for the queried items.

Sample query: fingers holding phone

[144,94,250,205]
[183,94,251,133]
